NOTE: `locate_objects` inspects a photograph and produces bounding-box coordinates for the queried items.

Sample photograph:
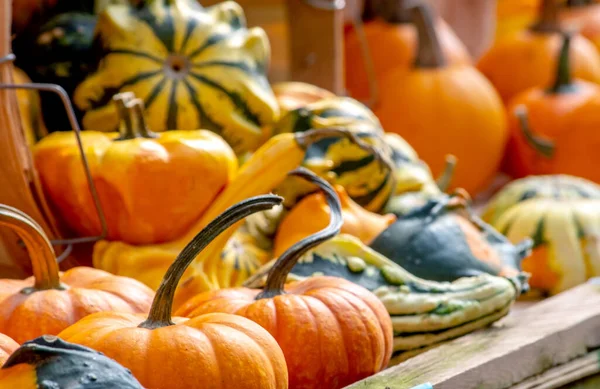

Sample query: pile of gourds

[3,0,600,387]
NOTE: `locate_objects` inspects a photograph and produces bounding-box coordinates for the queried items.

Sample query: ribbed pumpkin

[73,0,279,156]
[176,169,393,389]
[0,334,18,365]
[272,96,395,212]
[561,0,600,52]
[0,336,144,388]
[91,128,377,298]
[504,31,600,178]
[0,203,154,344]
[477,0,600,103]
[482,174,600,294]
[273,185,396,257]
[481,174,600,225]
[12,67,47,147]
[34,93,237,244]
[374,3,507,195]
[344,0,470,103]
[59,195,288,389]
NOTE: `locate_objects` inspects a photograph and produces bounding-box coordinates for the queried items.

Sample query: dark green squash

[370,192,532,294]
[0,335,144,388]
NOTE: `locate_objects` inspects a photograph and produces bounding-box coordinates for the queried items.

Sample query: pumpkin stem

[113,93,140,141]
[375,0,412,24]
[436,154,457,192]
[411,2,447,68]
[548,31,575,94]
[139,194,283,329]
[566,0,591,7]
[515,105,556,158]
[256,168,343,300]
[530,0,561,33]
[128,98,160,139]
[0,204,62,291]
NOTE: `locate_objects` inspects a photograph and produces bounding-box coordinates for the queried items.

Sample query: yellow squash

[34,93,237,244]
[73,0,279,156]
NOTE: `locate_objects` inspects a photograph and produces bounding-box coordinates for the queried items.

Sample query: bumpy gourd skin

[34,128,237,244]
[74,0,279,156]
[0,336,144,389]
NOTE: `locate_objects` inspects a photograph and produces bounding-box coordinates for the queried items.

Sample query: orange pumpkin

[344,0,470,103]
[504,31,600,178]
[374,3,507,195]
[0,334,18,365]
[478,0,600,103]
[58,195,288,389]
[273,185,396,257]
[0,204,154,344]
[176,168,393,389]
[561,0,600,52]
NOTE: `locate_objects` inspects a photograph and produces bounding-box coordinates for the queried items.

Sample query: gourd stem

[515,105,556,158]
[113,93,139,141]
[436,154,457,192]
[530,0,561,33]
[566,0,591,7]
[377,0,412,24]
[139,195,283,329]
[411,2,447,68]
[548,32,574,94]
[128,98,159,139]
[0,204,61,291]
[256,168,343,300]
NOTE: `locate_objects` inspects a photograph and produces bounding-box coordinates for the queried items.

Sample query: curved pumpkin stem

[548,31,575,94]
[256,168,343,300]
[128,98,159,139]
[436,154,457,192]
[0,204,61,291]
[375,0,412,23]
[411,2,447,68]
[112,92,138,141]
[530,0,561,33]
[515,105,556,159]
[139,194,283,329]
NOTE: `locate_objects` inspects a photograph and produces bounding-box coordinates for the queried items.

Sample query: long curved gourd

[481,174,600,225]
[244,233,519,365]
[12,67,47,147]
[59,195,288,389]
[272,96,395,212]
[93,128,386,298]
[371,192,531,294]
[0,336,144,388]
[34,93,237,244]
[503,31,600,178]
[0,333,18,365]
[73,0,279,156]
[482,174,600,295]
[176,169,393,389]
[0,204,154,344]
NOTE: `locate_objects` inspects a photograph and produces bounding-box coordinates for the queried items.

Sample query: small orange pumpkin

[0,334,18,365]
[273,185,396,257]
[504,31,600,178]
[0,204,154,344]
[374,3,507,195]
[176,168,393,389]
[344,0,470,103]
[478,0,600,103]
[58,195,288,389]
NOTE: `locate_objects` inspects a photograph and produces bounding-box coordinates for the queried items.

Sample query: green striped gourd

[73,0,279,156]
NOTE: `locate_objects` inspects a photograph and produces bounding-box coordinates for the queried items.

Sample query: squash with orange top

[478,0,600,103]
[374,2,507,196]
[344,0,470,103]
[34,93,237,244]
[58,195,288,389]
[504,31,600,178]
[0,203,154,344]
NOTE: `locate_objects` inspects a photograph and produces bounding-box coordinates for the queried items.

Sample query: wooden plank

[345,278,600,389]
[287,0,344,94]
